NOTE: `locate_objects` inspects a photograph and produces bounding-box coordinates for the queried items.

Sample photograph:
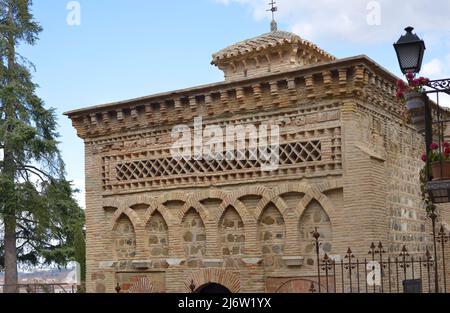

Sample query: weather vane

[267,0,278,31]
[267,0,278,20]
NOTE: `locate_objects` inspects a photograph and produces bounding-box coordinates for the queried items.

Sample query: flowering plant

[396,73,430,99]
[422,142,450,163]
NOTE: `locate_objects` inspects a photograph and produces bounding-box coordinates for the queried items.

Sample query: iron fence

[311,227,449,293]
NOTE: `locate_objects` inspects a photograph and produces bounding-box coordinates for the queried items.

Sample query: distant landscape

[0,267,76,285]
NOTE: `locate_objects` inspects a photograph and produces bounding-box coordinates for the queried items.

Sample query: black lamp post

[393,26,432,158]
[394,26,450,293]
[394,27,450,204]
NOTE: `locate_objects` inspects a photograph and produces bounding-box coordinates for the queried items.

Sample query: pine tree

[73,221,86,284]
[0,0,84,292]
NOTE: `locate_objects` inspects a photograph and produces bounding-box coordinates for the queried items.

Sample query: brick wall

[71,56,435,293]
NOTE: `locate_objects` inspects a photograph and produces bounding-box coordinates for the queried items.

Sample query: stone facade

[113,215,136,260]
[65,28,448,293]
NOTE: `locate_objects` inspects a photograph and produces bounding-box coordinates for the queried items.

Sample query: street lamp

[394,27,450,204]
[394,26,426,75]
[394,26,450,293]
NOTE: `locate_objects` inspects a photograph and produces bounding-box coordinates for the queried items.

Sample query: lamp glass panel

[396,43,421,73]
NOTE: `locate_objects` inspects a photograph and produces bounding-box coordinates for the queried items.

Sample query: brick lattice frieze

[99,124,342,193]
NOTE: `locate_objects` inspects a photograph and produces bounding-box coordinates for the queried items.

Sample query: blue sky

[21,0,450,207]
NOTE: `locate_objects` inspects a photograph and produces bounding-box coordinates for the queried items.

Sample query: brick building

[65,23,441,293]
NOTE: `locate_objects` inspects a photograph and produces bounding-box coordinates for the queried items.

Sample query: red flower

[444,142,450,149]
[418,77,430,85]
[396,91,404,99]
[406,73,415,81]
[430,143,439,150]
[410,79,420,88]
[421,153,427,162]
[397,80,406,88]
[445,147,450,155]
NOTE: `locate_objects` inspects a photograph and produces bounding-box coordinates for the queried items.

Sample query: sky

[20,0,450,208]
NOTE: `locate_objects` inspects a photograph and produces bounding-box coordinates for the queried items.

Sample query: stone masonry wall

[182,209,207,268]
[147,212,169,258]
[384,119,429,255]
[113,215,136,260]
[259,204,286,270]
[299,200,332,267]
[220,207,245,268]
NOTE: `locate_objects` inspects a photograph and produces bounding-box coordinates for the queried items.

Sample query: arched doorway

[196,283,232,294]
[187,269,241,293]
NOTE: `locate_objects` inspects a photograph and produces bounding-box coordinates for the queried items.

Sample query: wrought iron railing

[423,79,450,203]
[311,228,449,293]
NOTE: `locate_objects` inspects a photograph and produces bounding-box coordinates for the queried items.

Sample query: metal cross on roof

[267,0,278,18]
[267,0,278,31]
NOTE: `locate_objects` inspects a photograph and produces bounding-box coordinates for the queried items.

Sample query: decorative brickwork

[100,127,337,194]
[114,140,322,182]
[187,269,241,293]
[117,272,165,293]
[129,277,153,293]
[65,28,448,292]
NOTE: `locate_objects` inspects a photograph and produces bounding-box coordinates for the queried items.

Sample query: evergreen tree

[73,220,86,284]
[0,0,84,292]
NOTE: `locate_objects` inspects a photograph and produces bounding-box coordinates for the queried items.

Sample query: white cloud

[422,55,450,108]
[422,54,450,80]
[291,23,313,39]
[214,0,450,43]
[423,59,444,77]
